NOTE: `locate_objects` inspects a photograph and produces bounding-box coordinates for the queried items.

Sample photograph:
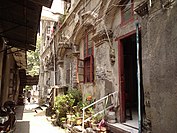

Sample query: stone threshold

[107,122,138,133]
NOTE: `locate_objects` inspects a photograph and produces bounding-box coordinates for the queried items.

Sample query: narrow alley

[0,0,177,133]
[15,104,66,133]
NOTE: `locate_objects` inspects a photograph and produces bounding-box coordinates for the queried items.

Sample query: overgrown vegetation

[54,89,83,126]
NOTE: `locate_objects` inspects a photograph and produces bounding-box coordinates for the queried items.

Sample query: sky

[41,0,64,21]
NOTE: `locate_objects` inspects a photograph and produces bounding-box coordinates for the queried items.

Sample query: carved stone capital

[92,29,113,47]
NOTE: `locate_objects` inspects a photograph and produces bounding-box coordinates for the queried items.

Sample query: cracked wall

[141,1,177,132]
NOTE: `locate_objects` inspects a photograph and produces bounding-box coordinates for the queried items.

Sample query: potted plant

[70,115,76,126]
[91,114,103,130]
[60,117,67,125]
[75,112,82,126]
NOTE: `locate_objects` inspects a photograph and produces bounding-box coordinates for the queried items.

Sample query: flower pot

[91,123,99,130]
[76,117,82,125]
[87,95,92,101]
[84,120,92,128]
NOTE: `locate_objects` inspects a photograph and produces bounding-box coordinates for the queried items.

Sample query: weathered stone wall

[142,1,177,132]
[1,50,15,104]
[95,42,114,96]
[55,0,144,122]
[62,50,73,87]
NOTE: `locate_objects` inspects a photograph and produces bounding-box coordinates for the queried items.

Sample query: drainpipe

[149,0,152,7]
[53,41,56,86]
[136,22,141,133]
[70,63,73,89]
[53,40,56,103]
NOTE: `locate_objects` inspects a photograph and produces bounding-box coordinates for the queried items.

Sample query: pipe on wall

[149,0,152,7]
[136,22,141,133]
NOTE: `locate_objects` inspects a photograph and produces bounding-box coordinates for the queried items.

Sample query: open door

[118,32,143,129]
[118,40,126,122]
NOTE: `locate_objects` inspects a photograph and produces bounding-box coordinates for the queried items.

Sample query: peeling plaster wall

[55,0,143,120]
[1,53,11,104]
[14,70,20,103]
[1,51,15,104]
[0,46,21,105]
[58,0,140,100]
[141,1,177,132]
[94,43,114,96]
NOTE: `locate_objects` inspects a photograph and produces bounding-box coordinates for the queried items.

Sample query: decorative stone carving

[72,45,80,57]
[110,48,115,65]
[57,35,72,59]
[92,29,113,47]
[134,1,148,17]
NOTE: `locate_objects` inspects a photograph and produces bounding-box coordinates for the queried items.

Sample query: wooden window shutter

[77,58,84,83]
[90,55,94,82]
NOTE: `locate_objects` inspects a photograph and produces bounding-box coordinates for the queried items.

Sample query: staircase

[82,91,139,133]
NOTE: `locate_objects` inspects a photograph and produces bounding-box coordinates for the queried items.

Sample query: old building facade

[39,0,177,132]
[49,0,143,132]
[0,41,26,105]
[38,19,56,99]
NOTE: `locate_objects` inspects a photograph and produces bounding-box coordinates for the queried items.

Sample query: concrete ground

[14,103,66,133]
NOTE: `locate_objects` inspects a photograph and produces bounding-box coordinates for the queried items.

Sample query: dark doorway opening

[119,32,142,128]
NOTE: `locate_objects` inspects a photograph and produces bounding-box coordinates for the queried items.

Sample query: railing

[82,91,118,131]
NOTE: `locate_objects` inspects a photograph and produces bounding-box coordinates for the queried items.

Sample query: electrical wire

[67,0,135,37]
[56,0,167,50]
[70,0,101,37]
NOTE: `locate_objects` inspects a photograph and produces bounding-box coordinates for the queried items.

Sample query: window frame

[121,0,134,25]
[77,31,94,83]
[84,31,94,83]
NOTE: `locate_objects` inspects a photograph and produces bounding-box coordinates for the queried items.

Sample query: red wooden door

[118,40,125,122]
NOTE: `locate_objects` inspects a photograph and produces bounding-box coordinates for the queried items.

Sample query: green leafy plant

[55,94,75,115]
[54,88,83,126]
[67,89,82,106]
[27,35,40,76]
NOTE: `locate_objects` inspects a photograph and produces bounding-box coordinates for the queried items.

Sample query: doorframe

[117,30,136,123]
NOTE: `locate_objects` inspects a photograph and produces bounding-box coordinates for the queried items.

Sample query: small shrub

[54,88,83,126]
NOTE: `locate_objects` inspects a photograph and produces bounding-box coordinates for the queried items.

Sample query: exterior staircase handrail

[82,91,118,131]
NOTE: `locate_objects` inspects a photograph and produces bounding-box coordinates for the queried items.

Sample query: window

[121,0,134,24]
[77,32,94,83]
[66,63,71,84]
[84,56,94,82]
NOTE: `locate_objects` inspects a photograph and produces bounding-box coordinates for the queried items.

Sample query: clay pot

[87,95,92,101]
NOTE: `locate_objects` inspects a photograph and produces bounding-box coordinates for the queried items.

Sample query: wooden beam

[29,0,53,8]
[4,40,36,51]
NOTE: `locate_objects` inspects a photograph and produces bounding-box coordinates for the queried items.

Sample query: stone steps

[107,122,138,133]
